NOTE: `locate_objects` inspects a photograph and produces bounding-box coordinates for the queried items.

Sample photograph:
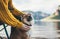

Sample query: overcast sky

[13,0,60,14]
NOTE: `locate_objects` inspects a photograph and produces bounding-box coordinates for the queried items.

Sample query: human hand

[20,24,31,32]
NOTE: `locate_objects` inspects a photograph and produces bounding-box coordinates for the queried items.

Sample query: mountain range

[23,10,50,20]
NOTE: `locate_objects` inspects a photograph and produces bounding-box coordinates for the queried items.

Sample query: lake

[0,21,58,39]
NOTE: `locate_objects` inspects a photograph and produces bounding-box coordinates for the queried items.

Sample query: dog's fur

[10,27,28,39]
[10,15,32,39]
[0,15,32,39]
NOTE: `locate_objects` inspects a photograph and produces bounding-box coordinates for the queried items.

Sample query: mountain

[22,10,50,20]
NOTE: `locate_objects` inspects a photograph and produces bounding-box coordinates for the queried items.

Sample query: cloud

[12,0,60,14]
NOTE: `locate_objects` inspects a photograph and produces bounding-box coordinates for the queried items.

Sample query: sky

[13,0,60,14]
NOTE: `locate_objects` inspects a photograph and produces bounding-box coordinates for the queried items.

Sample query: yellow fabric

[8,0,25,16]
[0,0,25,28]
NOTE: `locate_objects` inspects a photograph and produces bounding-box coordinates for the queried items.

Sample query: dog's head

[14,14,32,26]
[14,14,32,32]
[21,14,32,26]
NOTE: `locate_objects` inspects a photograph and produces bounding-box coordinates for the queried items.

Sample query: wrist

[15,23,23,29]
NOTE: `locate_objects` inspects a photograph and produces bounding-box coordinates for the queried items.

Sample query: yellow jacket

[0,0,25,28]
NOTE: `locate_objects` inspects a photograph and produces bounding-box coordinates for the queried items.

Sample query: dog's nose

[28,24,32,26]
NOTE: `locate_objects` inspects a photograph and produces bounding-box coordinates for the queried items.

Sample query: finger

[24,28,30,31]
[25,27,31,30]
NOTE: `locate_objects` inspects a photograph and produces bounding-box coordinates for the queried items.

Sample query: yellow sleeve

[0,0,23,28]
[8,0,25,16]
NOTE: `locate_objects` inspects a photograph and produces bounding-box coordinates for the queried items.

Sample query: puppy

[10,14,32,39]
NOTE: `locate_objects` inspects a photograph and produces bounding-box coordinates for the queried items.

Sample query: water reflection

[31,21,57,39]
[34,20,55,26]
[0,20,58,39]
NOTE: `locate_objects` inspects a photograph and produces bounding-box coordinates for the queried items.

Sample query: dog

[10,14,32,39]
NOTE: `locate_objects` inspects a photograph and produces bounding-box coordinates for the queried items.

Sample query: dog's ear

[22,14,31,18]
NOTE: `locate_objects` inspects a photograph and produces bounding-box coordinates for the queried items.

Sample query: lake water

[0,21,58,38]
